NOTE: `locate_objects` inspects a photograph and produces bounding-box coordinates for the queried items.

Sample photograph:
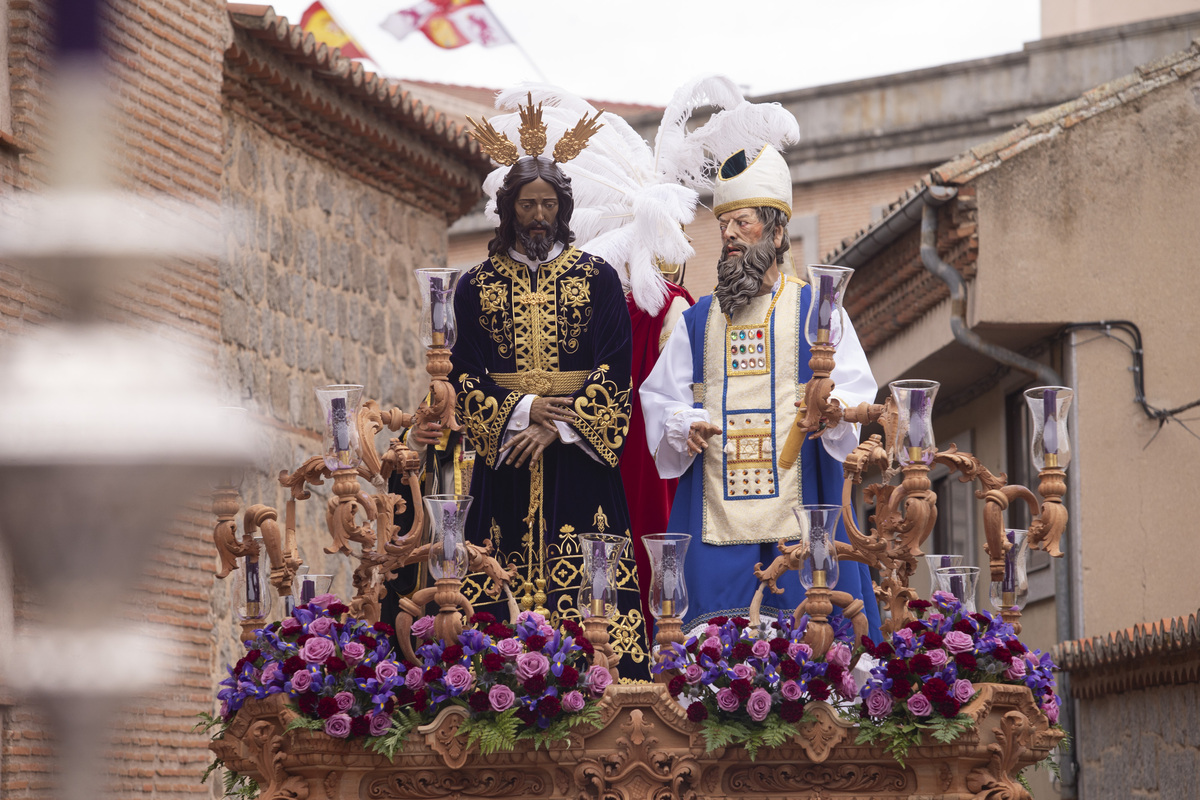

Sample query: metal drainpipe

[920,202,1078,797]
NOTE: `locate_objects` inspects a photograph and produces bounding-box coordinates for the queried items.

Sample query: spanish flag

[381,0,514,50]
[300,2,369,60]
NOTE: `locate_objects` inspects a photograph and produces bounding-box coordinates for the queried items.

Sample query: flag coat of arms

[300,1,369,59]
[382,0,514,49]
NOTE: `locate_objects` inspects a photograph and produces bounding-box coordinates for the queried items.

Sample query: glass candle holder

[1024,386,1073,470]
[424,494,473,580]
[935,565,981,613]
[890,379,939,466]
[923,553,964,599]
[234,536,272,623]
[990,529,1030,613]
[803,264,854,347]
[315,384,363,471]
[578,533,627,619]
[415,268,462,349]
[792,504,841,590]
[293,571,334,608]
[643,533,691,619]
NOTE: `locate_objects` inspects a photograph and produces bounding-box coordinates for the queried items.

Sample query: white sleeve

[639,314,713,479]
[820,313,878,462]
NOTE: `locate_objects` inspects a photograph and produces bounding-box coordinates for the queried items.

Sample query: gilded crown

[467,93,603,166]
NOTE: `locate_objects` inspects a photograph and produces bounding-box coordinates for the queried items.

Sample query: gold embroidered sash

[489,369,591,396]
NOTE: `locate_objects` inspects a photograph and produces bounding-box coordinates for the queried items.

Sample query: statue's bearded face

[715,208,778,318]
[513,177,559,262]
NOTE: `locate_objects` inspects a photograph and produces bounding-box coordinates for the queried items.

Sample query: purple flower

[927,648,949,669]
[444,664,474,694]
[866,688,894,718]
[953,679,975,704]
[516,652,550,681]
[309,593,340,610]
[368,712,392,736]
[780,679,802,701]
[943,631,974,654]
[731,663,754,680]
[684,663,704,685]
[906,693,933,717]
[496,637,524,659]
[561,690,585,713]
[716,687,740,712]
[789,642,813,660]
[289,670,312,693]
[341,641,366,664]
[280,617,302,635]
[404,668,424,689]
[300,637,336,664]
[1004,658,1027,681]
[751,639,771,659]
[827,642,851,667]
[746,688,772,722]
[324,713,352,738]
[701,635,721,651]
[587,665,613,697]
[703,624,720,638]
[410,615,436,639]
[308,617,336,636]
[375,661,401,682]
[260,662,282,684]
[488,684,515,712]
[1045,699,1060,724]
[334,691,354,712]
[838,670,858,699]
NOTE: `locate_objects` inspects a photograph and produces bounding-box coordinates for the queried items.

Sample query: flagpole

[485,3,549,82]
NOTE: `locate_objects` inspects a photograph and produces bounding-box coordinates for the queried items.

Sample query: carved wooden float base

[211,683,1062,800]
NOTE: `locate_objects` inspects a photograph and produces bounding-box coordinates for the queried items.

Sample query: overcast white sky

[264,0,1041,106]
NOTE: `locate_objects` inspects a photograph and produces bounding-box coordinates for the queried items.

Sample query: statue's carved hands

[410,419,443,446]
[529,396,576,428]
[687,421,722,456]
[505,424,558,468]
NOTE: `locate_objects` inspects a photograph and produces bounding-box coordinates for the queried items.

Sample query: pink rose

[404,667,424,689]
[895,628,914,644]
[928,613,946,625]
[587,665,613,697]
[943,631,974,654]
[334,691,354,712]
[704,624,720,638]
[1004,658,1027,681]
[927,648,949,669]
[260,662,282,684]
[838,670,858,699]
[299,636,336,664]
[280,617,302,635]
[751,639,771,659]
[489,684,515,712]
[410,615,436,639]
[789,642,813,660]
[516,651,550,681]
[289,669,312,693]
[341,641,366,664]
[780,680,803,701]
[562,690,586,713]
[746,688,772,722]
[702,636,722,651]
[496,637,524,659]
[953,679,975,704]
[684,663,704,684]
[324,712,352,738]
[866,688,894,718]
[732,663,754,680]
[538,623,555,638]
[375,661,400,682]
[826,642,851,668]
[1045,700,1060,724]
[308,617,335,636]
[445,664,474,693]
[715,687,740,712]
[906,693,933,717]
[368,712,392,736]
[517,610,546,626]
[309,593,340,610]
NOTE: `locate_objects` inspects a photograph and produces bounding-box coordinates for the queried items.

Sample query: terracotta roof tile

[1054,610,1200,673]
[1024,97,1089,129]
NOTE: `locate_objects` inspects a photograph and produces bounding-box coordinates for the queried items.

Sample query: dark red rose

[562,619,584,639]
[890,680,912,700]
[991,646,1011,663]
[578,638,595,656]
[910,654,933,675]
[317,697,340,719]
[413,689,428,713]
[296,633,313,647]
[327,602,349,616]
[860,635,877,656]
[731,641,752,660]
[807,678,830,701]
[441,644,464,664]
[700,646,720,662]
[481,652,505,672]
[516,707,536,726]
[955,652,978,670]
[350,716,371,737]
[487,623,514,639]
[559,665,580,688]
[297,692,318,714]
[357,635,379,649]
[538,696,562,718]
[731,617,750,629]
[325,656,347,673]
[354,665,374,680]
[971,613,991,629]
[779,700,805,723]
[937,699,962,718]
[283,656,306,675]
[686,702,709,723]
[730,679,752,700]
[425,666,443,682]
[907,599,932,612]
[886,659,909,678]
[525,634,548,651]
[1007,640,1027,655]
[875,641,895,658]
[827,664,844,684]
[373,622,395,636]
[668,675,686,698]
[905,620,926,633]
[470,612,496,625]
[397,687,414,705]
[921,678,950,700]
[780,660,801,680]
[953,619,976,635]
[922,631,944,649]
[524,675,547,695]
[468,691,490,713]
[769,637,791,654]
[244,649,263,665]
[383,698,396,714]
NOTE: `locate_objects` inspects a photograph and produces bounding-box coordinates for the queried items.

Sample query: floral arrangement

[853,591,1062,766]
[652,614,860,757]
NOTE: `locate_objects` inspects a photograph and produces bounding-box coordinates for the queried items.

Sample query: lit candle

[1042,388,1058,465]
[331,396,350,465]
[816,274,835,344]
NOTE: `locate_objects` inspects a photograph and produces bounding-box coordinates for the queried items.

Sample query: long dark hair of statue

[488,157,576,257]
